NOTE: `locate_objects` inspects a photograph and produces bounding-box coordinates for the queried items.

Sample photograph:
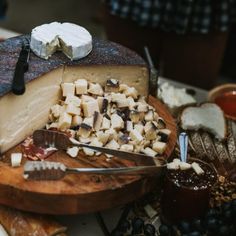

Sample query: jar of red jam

[208,84,236,120]
[161,158,217,224]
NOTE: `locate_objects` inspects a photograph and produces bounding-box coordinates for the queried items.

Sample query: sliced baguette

[181,103,226,140]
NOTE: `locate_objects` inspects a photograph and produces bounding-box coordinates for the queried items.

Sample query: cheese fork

[23,161,165,181]
[33,129,165,166]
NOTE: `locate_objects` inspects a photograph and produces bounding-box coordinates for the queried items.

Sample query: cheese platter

[0,23,177,215]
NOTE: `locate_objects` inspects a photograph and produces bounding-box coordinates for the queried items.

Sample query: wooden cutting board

[0,96,177,215]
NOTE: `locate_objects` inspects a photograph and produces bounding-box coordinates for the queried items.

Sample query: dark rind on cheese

[93,111,99,127]
[101,99,109,113]
[106,79,119,87]
[0,35,146,97]
[119,133,130,144]
[80,123,92,130]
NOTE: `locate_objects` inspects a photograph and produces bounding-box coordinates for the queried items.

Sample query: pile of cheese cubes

[48,79,171,158]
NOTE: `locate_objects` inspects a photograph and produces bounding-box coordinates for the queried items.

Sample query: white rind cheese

[30,22,92,60]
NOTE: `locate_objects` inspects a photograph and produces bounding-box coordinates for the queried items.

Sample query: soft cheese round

[30,22,92,60]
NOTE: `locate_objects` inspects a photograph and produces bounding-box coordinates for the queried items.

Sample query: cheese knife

[12,38,30,95]
[144,46,158,98]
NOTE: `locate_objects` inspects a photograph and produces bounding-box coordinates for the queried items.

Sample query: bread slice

[181,103,226,140]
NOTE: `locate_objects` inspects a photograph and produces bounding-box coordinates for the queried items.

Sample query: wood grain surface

[0,96,177,215]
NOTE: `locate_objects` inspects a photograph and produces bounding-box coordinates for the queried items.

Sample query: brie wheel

[30,22,92,60]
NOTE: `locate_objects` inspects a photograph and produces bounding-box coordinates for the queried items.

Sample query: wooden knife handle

[12,60,27,95]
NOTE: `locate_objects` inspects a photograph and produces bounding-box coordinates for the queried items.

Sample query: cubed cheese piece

[58,112,72,130]
[179,162,192,170]
[77,123,92,138]
[106,139,120,150]
[46,122,58,130]
[134,123,144,134]
[11,153,22,167]
[159,129,171,136]
[130,129,143,143]
[141,147,157,157]
[119,83,129,92]
[78,136,93,143]
[93,111,103,131]
[110,104,117,114]
[88,83,104,96]
[127,97,136,109]
[141,139,151,148]
[72,115,83,127]
[116,99,129,108]
[173,158,181,164]
[64,94,81,107]
[66,103,81,115]
[145,110,154,121]
[61,83,75,97]
[137,103,149,113]
[167,161,180,170]
[97,97,109,113]
[153,112,159,121]
[192,162,205,175]
[82,147,94,156]
[111,114,124,130]
[75,79,88,95]
[130,111,140,123]
[125,120,133,132]
[105,79,120,93]
[104,93,112,103]
[82,100,99,117]
[90,138,103,155]
[123,87,138,99]
[50,104,63,118]
[67,146,79,158]
[134,144,143,153]
[144,122,157,140]
[83,117,94,127]
[81,94,95,103]
[120,144,134,152]
[105,129,118,141]
[138,96,147,103]
[111,93,126,102]
[101,117,111,130]
[152,141,167,154]
[96,131,110,145]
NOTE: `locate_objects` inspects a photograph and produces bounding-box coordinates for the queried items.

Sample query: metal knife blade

[144,46,158,98]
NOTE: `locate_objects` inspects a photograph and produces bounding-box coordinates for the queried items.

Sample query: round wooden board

[0,96,177,215]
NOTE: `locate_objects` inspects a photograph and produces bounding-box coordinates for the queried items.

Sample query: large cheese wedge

[0,36,148,153]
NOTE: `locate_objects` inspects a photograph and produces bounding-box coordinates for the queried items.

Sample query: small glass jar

[160,158,217,224]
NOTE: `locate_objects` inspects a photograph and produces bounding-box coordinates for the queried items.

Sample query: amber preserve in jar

[160,158,217,224]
